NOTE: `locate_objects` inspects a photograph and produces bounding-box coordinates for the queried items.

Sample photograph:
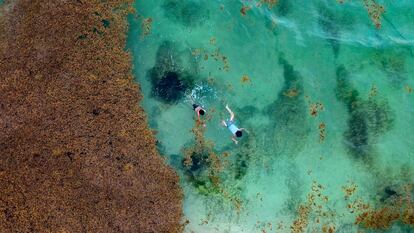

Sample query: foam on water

[127,0,414,232]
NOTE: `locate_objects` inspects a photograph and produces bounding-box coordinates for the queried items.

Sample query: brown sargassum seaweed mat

[0,0,182,232]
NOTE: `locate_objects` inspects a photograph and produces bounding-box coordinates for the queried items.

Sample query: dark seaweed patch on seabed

[335,65,371,159]
[237,105,260,120]
[180,137,215,195]
[364,98,393,137]
[284,161,305,212]
[265,56,309,157]
[317,4,341,59]
[271,0,290,17]
[162,0,209,27]
[182,147,210,182]
[376,49,407,88]
[234,151,248,180]
[148,41,195,103]
[335,65,394,161]
[233,134,257,180]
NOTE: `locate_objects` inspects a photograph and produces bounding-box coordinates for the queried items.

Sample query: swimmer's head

[235,130,242,137]
[199,109,205,115]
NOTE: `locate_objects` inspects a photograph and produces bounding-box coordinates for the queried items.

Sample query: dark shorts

[192,104,199,110]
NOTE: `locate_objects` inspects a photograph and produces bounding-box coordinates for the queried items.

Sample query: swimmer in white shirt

[221,104,246,145]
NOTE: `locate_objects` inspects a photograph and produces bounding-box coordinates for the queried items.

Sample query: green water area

[127,1,414,232]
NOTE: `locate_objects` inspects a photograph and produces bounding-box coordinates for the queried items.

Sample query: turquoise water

[127,1,414,232]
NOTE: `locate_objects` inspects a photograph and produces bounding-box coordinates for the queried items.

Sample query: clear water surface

[127,1,414,232]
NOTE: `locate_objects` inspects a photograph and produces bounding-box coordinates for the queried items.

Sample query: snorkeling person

[192,103,206,127]
[193,103,206,120]
[190,95,206,120]
[221,104,246,144]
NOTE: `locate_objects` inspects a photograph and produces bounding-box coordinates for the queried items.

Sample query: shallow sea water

[127,1,414,232]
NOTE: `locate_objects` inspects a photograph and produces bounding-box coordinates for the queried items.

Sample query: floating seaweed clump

[240,5,251,16]
[182,119,224,195]
[405,85,413,94]
[241,74,251,84]
[189,40,231,72]
[308,101,324,117]
[140,17,152,38]
[290,182,335,233]
[182,119,245,212]
[363,0,385,29]
[148,41,195,103]
[305,96,326,142]
[210,48,230,72]
[356,194,414,229]
[356,207,400,229]
[259,0,278,9]
[0,1,182,232]
[345,184,414,230]
[319,123,326,143]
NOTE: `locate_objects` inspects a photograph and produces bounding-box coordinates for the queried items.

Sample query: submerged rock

[183,148,210,179]
[381,186,399,202]
[151,70,191,103]
[148,41,195,103]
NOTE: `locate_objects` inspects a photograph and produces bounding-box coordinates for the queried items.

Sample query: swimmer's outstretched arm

[225,104,235,121]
